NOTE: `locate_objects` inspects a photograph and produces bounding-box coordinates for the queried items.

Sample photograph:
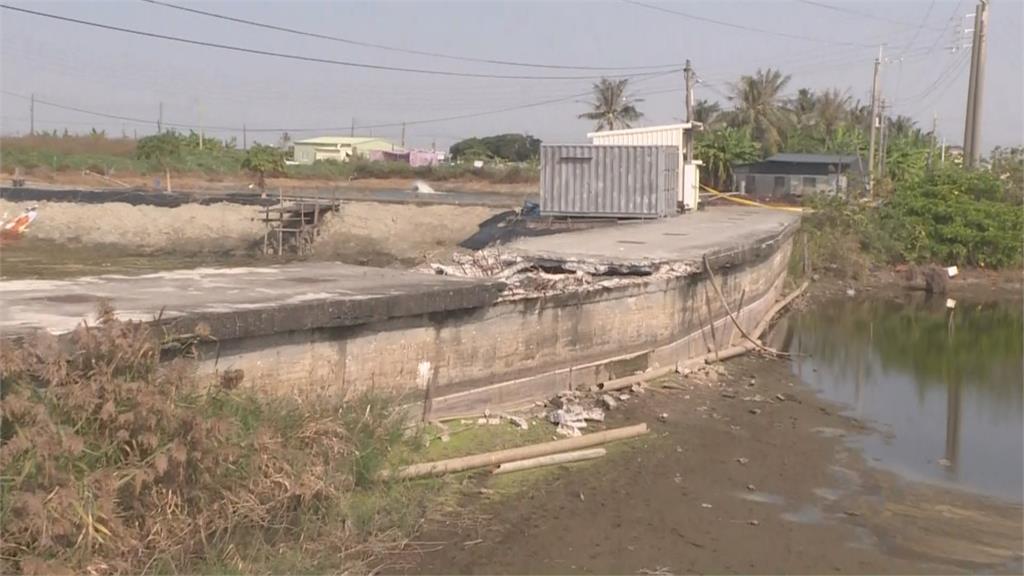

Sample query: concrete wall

[201,234,793,418]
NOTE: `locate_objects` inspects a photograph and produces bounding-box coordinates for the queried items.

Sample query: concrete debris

[746,484,756,491]
[720,389,737,399]
[426,248,698,301]
[748,519,760,526]
[658,412,669,422]
[630,383,646,394]
[600,394,619,410]
[846,288,856,297]
[477,417,503,425]
[701,503,713,509]
[617,393,631,402]
[736,457,749,465]
[749,408,762,415]
[556,424,582,438]
[502,413,530,430]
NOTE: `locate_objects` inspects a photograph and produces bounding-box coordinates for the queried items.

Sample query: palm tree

[725,68,792,155]
[693,99,722,127]
[695,127,760,190]
[790,88,817,128]
[814,89,852,145]
[579,78,643,131]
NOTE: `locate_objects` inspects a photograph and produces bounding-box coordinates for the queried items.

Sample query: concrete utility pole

[963,0,989,167]
[927,112,938,169]
[683,59,695,164]
[866,45,883,197]
[401,122,406,149]
[198,99,204,150]
[350,117,355,137]
[29,93,35,135]
[878,98,889,178]
[157,101,163,133]
[243,124,247,150]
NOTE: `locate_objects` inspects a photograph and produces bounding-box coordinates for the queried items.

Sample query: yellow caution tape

[700,184,805,213]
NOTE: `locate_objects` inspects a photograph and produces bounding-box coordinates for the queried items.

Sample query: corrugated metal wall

[540,145,678,218]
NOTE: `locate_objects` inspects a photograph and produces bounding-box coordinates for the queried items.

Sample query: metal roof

[586,122,695,139]
[764,153,861,165]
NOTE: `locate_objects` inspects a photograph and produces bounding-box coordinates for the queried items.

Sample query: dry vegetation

[0,311,433,574]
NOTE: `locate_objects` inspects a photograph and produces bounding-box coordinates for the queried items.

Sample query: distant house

[291,136,398,164]
[733,153,865,198]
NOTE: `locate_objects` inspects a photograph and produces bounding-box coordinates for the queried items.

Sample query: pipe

[493,448,607,475]
[386,423,648,480]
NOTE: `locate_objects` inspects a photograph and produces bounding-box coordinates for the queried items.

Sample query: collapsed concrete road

[1,207,800,417]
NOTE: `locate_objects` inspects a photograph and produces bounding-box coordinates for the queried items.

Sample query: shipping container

[540,144,678,218]
[587,123,700,210]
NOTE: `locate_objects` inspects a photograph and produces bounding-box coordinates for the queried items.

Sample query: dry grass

[1,134,136,157]
[0,312,424,574]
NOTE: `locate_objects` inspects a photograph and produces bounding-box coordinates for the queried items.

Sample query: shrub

[877,167,1023,268]
[0,316,415,574]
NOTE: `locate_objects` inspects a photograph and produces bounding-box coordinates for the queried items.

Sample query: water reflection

[786,295,1024,502]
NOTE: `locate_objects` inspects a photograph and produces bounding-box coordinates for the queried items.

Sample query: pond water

[780,295,1023,502]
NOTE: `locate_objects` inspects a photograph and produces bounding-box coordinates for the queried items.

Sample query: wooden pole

[387,423,648,480]
[493,448,607,475]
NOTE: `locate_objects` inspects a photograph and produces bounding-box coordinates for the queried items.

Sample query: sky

[1,0,1021,153]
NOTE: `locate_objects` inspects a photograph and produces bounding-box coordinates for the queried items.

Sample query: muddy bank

[402,355,1023,574]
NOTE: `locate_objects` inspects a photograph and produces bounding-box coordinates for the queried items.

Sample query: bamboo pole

[386,423,648,480]
[493,448,607,475]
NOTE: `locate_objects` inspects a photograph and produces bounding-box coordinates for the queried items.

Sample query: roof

[587,122,694,139]
[764,153,861,165]
[293,136,392,146]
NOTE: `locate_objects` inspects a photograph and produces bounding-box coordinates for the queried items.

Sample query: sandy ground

[0,199,264,253]
[402,355,1023,574]
[316,202,499,266]
[0,198,501,277]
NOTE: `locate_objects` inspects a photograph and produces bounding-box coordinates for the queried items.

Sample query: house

[291,136,398,164]
[733,153,865,198]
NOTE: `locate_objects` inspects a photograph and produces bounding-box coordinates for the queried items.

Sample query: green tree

[578,78,643,131]
[695,127,760,190]
[884,136,928,184]
[693,99,722,127]
[136,131,184,192]
[725,68,793,155]
[241,144,286,193]
[449,133,540,163]
[814,89,852,146]
[988,146,1023,204]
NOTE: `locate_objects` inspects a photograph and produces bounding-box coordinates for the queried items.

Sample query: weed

[0,317,424,574]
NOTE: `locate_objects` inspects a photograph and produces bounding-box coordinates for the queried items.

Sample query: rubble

[425,248,697,301]
[600,394,619,410]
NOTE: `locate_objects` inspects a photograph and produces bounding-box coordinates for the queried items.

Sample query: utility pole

[29,93,35,135]
[401,122,406,149]
[243,124,247,150]
[963,0,989,167]
[878,98,889,178]
[683,59,695,164]
[941,136,947,165]
[157,101,163,133]
[927,112,938,169]
[350,117,355,137]
[198,99,204,150]
[867,45,883,197]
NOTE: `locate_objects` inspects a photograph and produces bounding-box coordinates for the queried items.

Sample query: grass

[0,313,439,574]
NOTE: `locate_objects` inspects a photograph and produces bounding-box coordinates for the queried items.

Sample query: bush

[877,167,1023,268]
[0,315,416,574]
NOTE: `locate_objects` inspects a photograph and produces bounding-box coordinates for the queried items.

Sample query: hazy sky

[1,0,1021,152]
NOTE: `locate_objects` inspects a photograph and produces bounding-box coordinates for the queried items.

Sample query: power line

[794,0,945,31]
[904,0,937,53]
[623,0,877,47]
[0,4,674,81]
[139,0,683,72]
[1,77,683,135]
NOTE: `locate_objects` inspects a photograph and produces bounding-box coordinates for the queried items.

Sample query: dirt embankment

[403,355,1023,574]
[1,198,500,266]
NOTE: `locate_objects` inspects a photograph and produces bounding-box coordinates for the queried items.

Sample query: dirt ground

[0,198,499,271]
[401,355,1023,575]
